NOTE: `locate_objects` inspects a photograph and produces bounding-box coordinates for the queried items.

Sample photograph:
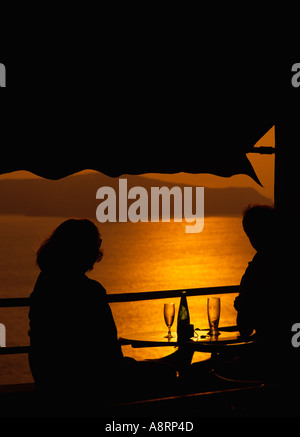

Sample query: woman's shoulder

[83,275,107,296]
[31,272,107,297]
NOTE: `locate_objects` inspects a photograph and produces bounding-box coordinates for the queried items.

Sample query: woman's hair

[36,219,103,273]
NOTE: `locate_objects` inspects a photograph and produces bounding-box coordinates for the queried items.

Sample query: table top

[119,328,255,351]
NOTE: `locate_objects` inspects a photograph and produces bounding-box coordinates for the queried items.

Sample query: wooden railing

[107,285,238,303]
[0,285,239,355]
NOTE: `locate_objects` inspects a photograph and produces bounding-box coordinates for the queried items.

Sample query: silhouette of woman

[28,219,179,415]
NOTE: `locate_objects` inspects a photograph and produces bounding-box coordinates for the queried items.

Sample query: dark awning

[1,49,288,183]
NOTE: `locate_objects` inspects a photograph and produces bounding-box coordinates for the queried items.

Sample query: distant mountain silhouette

[0,172,273,218]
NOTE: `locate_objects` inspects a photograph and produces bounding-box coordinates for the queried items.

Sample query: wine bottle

[177,291,190,339]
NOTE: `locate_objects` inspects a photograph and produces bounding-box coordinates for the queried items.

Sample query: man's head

[242,204,277,252]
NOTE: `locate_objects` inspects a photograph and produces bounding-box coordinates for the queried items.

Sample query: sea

[0,214,255,385]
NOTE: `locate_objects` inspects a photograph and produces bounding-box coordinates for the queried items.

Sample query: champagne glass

[207,297,220,336]
[164,303,175,338]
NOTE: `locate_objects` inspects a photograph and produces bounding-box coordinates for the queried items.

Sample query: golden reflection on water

[91,216,255,293]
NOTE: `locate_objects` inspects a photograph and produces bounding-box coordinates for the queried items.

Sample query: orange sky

[0,127,275,200]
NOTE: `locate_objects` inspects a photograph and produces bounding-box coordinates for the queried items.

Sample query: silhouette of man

[234,205,279,338]
[233,205,290,381]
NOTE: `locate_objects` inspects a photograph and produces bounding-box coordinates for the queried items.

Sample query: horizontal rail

[0,297,30,308]
[0,285,239,307]
[107,285,238,303]
[0,346,29,355]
